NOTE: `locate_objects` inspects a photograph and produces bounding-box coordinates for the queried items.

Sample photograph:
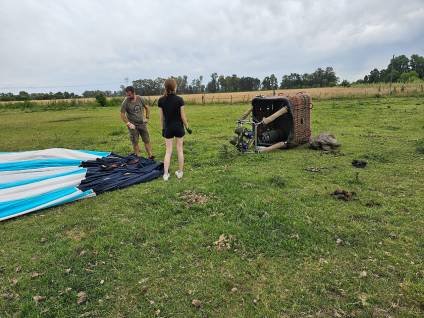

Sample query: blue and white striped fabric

[0,148,110,221]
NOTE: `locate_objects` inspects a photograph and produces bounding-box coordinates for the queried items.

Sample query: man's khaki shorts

[128,123,150,145]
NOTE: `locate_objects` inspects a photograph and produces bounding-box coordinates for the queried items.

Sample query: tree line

[0,67,337,101]
[357,54,424,84]
[0,90,122,102]
[2,54,423,102]
[131,67,339,96]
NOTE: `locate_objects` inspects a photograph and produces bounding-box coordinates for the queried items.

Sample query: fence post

[230,95,232,105]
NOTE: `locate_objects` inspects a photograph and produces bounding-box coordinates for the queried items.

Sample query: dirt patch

[65,229,87,241]
[179,190,210,206]
[364,200,382,208]
[331,189,356,201]
[48,116,91,123]
[352,159,367,168]
[214,234,234,251]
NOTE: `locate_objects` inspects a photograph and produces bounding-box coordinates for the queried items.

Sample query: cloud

[0,0,423,93]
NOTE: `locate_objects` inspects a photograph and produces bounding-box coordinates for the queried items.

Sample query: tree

[410,54,424,79]
[389,55,410,74]
[269,74,278,91]
[17,91,30,101]
[218,75,226,92]
[368,68,381,83]
[261,76,271,90]
[174,75,188,93]
[229,74,240,92]
[206,73,219,93]
[239,76,260,91]
[95,92,107,107]
[340,80,351,87]
[324,67,338,86]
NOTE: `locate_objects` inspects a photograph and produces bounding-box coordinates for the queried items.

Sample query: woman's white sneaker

[175,170,183,179]
[163,173,170,181]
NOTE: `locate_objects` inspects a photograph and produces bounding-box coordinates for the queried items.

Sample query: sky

[0,0,423,94]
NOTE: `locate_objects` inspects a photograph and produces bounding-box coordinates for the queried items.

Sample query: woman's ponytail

[163,78,177,96]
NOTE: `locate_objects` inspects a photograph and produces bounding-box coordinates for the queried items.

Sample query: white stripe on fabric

[0,167,82,183]
[0,172,87,202]
[0,148,107,163]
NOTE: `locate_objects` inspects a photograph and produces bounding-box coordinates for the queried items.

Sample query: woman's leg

[176,137,184,173]
[164,138,174,176]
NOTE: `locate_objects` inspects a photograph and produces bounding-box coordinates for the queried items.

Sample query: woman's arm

[180,106,189,129]
[159,107,164,129]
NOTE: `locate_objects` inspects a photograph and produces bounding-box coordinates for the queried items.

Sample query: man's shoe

[163,173,170,181]
[148,155,155,160]
[175,170,183,179]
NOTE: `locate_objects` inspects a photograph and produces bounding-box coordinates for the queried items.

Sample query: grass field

[0,96,423,317]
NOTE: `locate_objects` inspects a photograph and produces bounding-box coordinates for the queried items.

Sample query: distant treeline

[0,90,122,102]
[358,54,424,84]
[1,54,423,102]
[131,67,338,96]
[0,67,338,101]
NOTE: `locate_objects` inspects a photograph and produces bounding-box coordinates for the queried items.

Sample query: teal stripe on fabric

[0,187,94,220]
[0,168,87,189]
[77,150,111,157]
[0,159,82,171]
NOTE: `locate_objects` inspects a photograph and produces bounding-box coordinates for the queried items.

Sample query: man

[120,86,154,159]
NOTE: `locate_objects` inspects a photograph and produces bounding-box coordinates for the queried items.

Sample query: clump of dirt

[49,116,91,123]
[416,139,424,154]
[309,133,341,151]
[352,159,367,168]
[331,189,356,201]
[180,190,210,206]
[214,234,234,251]
[364,200,381,208]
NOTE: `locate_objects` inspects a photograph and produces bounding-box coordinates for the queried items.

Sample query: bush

[95,93,107,107]
[399,71,420,83]
[340,80,351,87]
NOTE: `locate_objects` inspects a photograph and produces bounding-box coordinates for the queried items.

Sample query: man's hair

[163,78,177,96]
[125,86,135,93]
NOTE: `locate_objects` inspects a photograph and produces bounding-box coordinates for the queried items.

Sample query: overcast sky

[1,0,423,94]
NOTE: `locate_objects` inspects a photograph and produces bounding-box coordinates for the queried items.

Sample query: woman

[158,78,191,181]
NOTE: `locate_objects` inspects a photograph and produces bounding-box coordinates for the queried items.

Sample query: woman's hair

[163,78,177,96]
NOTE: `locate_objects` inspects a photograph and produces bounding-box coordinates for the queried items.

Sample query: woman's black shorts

[164,123,185,139]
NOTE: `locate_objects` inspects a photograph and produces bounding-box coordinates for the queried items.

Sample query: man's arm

[120,111,135,129]
[143,104,150,121]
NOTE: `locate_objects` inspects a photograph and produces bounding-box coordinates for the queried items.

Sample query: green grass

[0,96,423,317]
